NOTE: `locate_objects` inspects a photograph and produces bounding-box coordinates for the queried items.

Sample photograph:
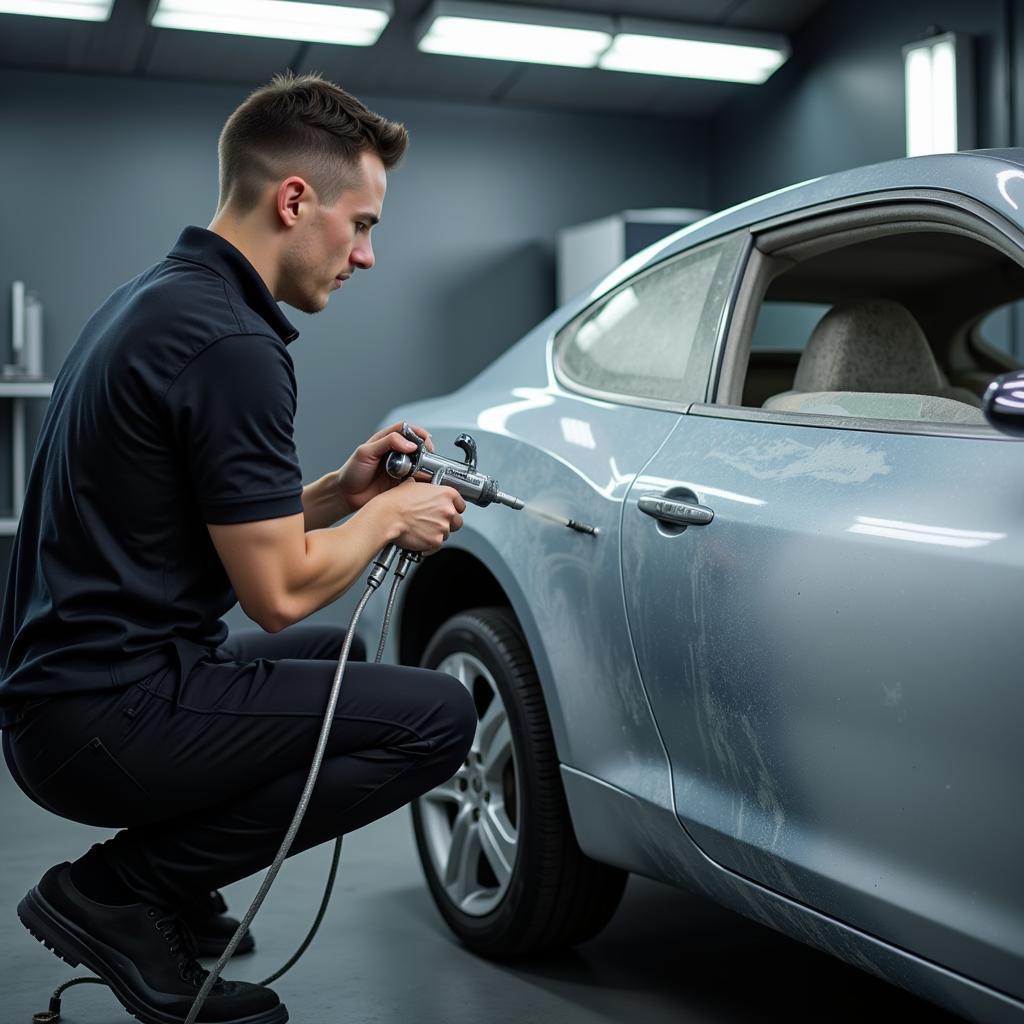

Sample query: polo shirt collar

[168,226,299,345]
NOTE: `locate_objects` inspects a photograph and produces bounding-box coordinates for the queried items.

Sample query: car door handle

[638,494,714,527]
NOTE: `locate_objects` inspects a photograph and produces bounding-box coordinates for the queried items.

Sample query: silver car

[362,150,1024,1024]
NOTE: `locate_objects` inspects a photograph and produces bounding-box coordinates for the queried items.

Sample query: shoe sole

[18,887,288,1024]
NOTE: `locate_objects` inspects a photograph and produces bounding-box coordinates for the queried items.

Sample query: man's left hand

[335,421,434,514]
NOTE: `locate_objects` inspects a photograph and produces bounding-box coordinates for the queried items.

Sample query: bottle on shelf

[5,280,44,380]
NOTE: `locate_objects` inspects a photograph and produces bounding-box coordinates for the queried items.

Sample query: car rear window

[556,233,744,407]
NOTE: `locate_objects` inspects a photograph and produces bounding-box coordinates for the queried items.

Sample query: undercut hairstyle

[217,70,408,214]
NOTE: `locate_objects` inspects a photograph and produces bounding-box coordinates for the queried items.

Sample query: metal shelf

[0,379,53,398]
[0,380,54,530]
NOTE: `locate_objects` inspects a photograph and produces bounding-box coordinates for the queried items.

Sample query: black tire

[411,606,628,960]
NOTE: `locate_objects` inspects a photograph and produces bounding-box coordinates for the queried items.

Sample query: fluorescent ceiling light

[903,32,973,157]
[417,4,788,82]
[599,19,788,83]
[418,1,611,68]
[0,0,112,20]
[601,34,786,83]
[150,0,392,46]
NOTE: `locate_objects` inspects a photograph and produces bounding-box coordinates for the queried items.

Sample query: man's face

[280,149,387,314]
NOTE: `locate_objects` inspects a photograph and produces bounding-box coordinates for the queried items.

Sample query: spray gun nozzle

[497,491,525,511]
[566,519,599,536]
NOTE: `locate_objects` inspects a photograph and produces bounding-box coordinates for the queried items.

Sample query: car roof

[592,149,1024,298]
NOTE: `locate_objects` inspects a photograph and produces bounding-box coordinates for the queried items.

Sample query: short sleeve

[165,334,304,524]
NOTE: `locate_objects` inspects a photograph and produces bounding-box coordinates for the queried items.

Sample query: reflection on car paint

[475,388,555,436]
[847,516,1006,549]
[996,167,1024,210]
[634,474,766,507]
[706,436,892,484]
[558,416,597,449]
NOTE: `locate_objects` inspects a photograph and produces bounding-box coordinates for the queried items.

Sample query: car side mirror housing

[983,370,1024,437]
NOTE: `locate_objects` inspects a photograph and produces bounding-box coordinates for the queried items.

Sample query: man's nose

[352,241,375,270]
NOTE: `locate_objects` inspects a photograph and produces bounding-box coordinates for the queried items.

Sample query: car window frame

[702,191,1024,441]
[551,230,751,414]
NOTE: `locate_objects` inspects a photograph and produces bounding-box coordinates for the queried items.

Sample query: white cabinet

[0,379,53,535]
[556,207,708,306]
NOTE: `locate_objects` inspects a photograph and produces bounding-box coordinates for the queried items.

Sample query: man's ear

[275,177,311,227]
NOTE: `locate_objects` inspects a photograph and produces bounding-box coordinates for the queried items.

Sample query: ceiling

[0,0,829,116]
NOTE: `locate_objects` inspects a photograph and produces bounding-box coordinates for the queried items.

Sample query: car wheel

[412,606,628,959]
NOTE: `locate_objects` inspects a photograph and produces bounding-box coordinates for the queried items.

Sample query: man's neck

[207,213,281,299]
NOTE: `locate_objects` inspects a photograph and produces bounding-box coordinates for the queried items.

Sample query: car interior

[738,230,1024,423]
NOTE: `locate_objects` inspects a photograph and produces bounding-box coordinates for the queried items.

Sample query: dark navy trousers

[3,624,477,910]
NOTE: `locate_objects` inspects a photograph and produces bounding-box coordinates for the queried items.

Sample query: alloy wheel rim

[418,650,520,917]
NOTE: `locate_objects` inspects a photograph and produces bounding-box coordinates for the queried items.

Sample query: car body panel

[384,369,681,808]
[621,411,1024,1001]
[560,764,1024,1024]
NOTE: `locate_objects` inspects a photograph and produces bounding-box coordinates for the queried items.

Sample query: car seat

[761,299,985,423]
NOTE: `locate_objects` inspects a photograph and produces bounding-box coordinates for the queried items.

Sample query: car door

[619,218,1024,1001]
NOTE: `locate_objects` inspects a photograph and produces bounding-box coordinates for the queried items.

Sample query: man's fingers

[364,423,432,456]
[366,421,433,452]
[443,487,467,513]
[362,432,417,460]
[367,420,405,444]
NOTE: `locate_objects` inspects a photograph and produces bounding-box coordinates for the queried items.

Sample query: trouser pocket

[33,736,154,828]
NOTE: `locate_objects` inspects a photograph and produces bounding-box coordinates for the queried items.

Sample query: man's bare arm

[207,482,465,632]
[301,471,352,532]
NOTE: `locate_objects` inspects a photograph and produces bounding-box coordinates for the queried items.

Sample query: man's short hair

[217,70,408,214]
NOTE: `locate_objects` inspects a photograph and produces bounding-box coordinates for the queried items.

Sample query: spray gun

[364,423,526,589]
[385,422,525,510]
[385,421,597,537]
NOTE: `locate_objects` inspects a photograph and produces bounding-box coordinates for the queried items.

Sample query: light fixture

[0,0,112,20]
[599,19,789,83]
[417,1,612,68]
[149,0,392,46]
[417,3,789,83]
[902,31,974,156]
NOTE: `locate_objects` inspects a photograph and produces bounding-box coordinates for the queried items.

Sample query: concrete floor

[3,764,962,1024]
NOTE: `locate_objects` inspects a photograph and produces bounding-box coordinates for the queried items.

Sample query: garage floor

[2,765,961,1024]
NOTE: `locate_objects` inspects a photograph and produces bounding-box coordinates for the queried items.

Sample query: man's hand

[360,478,466,553]
[335,421,434,514]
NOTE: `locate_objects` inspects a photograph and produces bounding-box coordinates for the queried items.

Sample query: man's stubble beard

[280,238,328,315]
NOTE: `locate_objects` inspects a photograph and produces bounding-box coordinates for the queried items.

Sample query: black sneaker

[18,863,287,1024]
[180,890,256,958]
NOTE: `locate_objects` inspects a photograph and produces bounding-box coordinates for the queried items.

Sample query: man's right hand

[369,479,466,552]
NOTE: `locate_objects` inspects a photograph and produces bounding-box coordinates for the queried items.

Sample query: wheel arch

[398,549,512,669]
[397,544,573,774]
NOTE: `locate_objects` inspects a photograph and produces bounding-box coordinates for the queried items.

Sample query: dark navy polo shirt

[0,227,305,726]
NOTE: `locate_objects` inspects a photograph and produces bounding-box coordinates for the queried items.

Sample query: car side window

[976,301,1024,358]
[736,229,1024,429]
[751,302,830,350]
[556,233,744,407]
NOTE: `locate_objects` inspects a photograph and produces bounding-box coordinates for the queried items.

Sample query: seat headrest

[794,300,945,394]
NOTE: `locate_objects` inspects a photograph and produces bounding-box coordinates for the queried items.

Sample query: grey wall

[710,0,1013,209]
[0,68,708,626]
